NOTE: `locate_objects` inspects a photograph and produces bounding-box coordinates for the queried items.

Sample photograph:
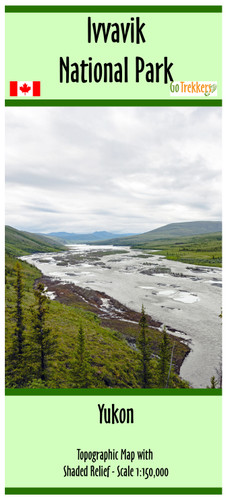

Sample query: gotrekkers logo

[170,81,217,97]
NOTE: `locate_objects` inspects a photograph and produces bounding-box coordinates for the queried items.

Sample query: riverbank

[37,275,190,375]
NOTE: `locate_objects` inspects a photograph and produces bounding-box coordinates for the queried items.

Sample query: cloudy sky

[5,106,221,234]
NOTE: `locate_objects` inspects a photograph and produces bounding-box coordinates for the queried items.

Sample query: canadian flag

[10,81,41,97]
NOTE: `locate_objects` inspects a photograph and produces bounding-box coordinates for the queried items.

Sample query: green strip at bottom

[5,488,222,495]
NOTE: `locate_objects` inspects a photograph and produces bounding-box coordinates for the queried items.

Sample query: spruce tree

[158,327,171,387]
[71,325,92,388]
[137,305,150,388]
[7,261,27,386]
[215,362,222,389]
[210,375,217,389]
[32,283,53,382]
[14,261,24,356]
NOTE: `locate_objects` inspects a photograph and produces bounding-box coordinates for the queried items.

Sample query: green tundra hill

[5,225,66,257]
[94,221,222,267]
[135,232,222,268]
[97,221,222,246]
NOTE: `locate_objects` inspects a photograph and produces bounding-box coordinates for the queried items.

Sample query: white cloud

[5,107,221,233]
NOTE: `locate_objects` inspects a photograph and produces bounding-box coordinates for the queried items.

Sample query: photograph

[5,106,222,390]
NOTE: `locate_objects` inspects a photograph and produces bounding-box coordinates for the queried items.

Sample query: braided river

[21,244,222,388]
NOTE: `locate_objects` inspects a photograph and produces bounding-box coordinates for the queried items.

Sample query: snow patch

[173,292,199,304]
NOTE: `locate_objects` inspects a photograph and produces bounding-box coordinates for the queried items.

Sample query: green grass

[135,232,222,267]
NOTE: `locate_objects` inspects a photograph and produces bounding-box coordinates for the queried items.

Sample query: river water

[21,244,222,388]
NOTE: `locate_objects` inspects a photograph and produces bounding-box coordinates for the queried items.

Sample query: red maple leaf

[20,83,31,94]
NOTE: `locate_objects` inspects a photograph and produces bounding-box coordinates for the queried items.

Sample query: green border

[5,388,222,396]
[5,99,222,107]
[5,5,222,13]
[5,487,222,495]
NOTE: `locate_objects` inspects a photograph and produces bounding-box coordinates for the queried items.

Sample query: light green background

[5,12,222,99]
[5,9,222,492]
[5,396,222,488]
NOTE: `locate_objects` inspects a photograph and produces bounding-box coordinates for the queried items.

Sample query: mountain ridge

[93,221,222,246]
[43,230,136,244]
